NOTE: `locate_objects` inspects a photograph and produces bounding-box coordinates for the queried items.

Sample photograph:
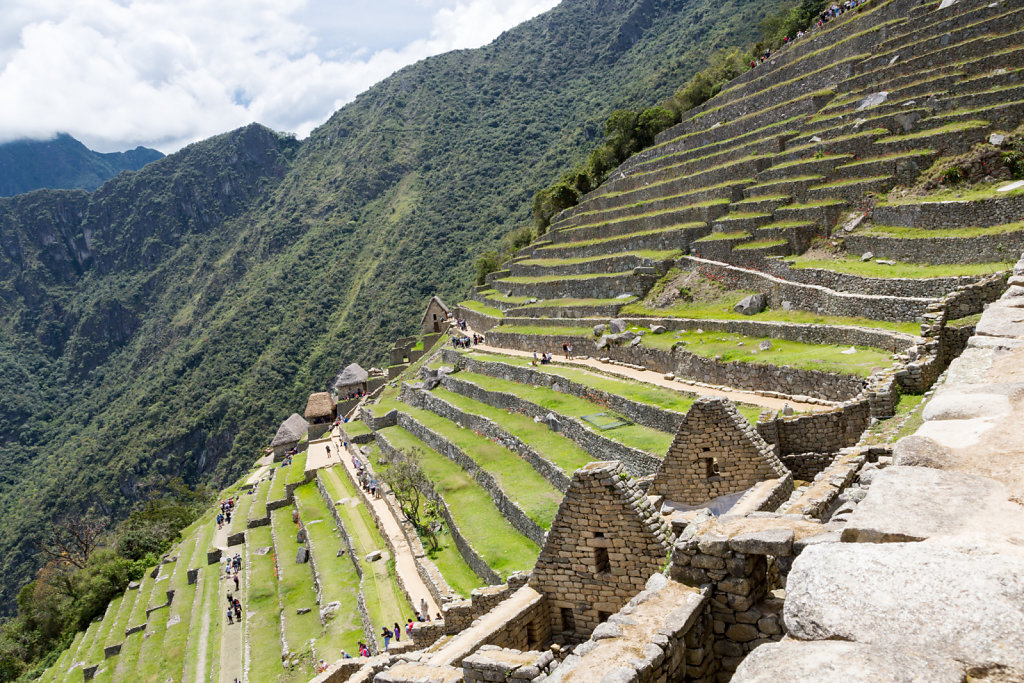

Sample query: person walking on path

[381,625,392,652]
[393,623,401,642]
[420,597,429,617]
[233,574,239,591]
[226,606,234,625]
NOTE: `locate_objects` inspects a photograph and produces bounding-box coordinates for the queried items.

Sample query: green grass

[779,198,848,209]
[150,518,206,683]
[734,194,788,204]
[639,328,893,377]
[876,119,988,142]
[732,239,788,250]
[863,221,1024,239]
[342,419,372,438]
[454,370,674,454]
[539,223,707,250]
[83,593,125,667]
[835,148,935,169]
[395,404,562,529]
[694,231,751,242]
[430,386,594,475]
[515,249,681,267]
[877,181,1024,204]
[134,605,170,683]
[784,255,1013,278]
[463,350,765,425]
[459,299,505,318]
[268,463,291,503]
[476,289,533,304]
[248,478,270,525]
[494,323,595,337]
[285,450,309,486]
[39,630,82,682]
[771,153,852,171]
[810,174,890,189]
[378,426,540,578]
[292,481,366,658]
[228,485,256,537]
[862,392,926,445]
[516,296,636,309]
[244,525,286,680]
[497,271,633,284]
[270,506,322,670]
[423,537,486,599]
[746,174,824,190]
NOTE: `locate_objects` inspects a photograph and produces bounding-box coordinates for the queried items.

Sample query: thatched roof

[420,295,451,325]
[304,392,336,419]
[271,413,308,447]
[333,362,369,390]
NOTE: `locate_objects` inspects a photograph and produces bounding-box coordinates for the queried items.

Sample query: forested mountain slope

[0,133,162,196]
[0,0,768,612]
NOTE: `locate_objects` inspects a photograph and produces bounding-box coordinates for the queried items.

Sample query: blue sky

[0,0,560,153]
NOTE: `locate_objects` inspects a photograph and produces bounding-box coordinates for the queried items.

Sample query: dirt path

[467,339,828,413]
[330,429,441,617]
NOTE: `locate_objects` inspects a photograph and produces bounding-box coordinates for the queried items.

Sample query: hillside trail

[459,330,828,413]
[329,428,441,617]
[211,519,244,683]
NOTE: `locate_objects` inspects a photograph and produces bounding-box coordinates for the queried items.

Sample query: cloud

[0,0,560,153]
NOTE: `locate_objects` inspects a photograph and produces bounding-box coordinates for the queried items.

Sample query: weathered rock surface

[841,466,1024,543]
[784,543,1024,674]
[733,294,767,316]
[733,639,964,682]
[608,319,627,334]
[891,434,955,468]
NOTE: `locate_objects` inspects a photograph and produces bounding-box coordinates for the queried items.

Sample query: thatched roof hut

[304,392,336,423]
[271,413,308,447]
[332,363,369,394]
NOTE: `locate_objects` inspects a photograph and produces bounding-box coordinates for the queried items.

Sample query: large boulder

[734,294,767,316]
[608,319,627,334]
[594,324,608,337]
[733,639,964,682]
[784,543,1024,674]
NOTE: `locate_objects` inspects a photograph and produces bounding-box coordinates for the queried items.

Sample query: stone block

[727,528,794,556]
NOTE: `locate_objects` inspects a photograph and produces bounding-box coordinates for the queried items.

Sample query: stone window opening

[594,546,610,574]
[560,607,575,633]
[703,450,720,479]
[598,611,612,624]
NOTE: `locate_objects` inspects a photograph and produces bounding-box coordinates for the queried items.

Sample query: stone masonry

[530,461,674,641]
[650,398,790,507]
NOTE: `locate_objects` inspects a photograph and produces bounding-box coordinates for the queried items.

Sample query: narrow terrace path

[212,521,244,683]
[328,428,441,617]
[466,336,829,413]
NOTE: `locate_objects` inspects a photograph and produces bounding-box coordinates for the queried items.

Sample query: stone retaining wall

[873,195,1024,229]
[446,349,683,434]
[482,331,866,403]
[844,229,1024,265]
[681,256,933,322]
[492,272,658,300]
[404,384,571,492]
[456,305,501,333]
[375,430,502,586]
[757,398,871,456]
[392,406,547,547]
[779,452,837,481]
[755,257,989,298]
[440,373,663,476]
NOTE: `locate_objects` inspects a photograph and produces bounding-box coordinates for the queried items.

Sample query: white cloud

[0,0,560,153]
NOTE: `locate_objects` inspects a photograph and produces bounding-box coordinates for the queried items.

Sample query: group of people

[560,342,575,359]
[531,351,553,365]
[352,454,382,498]
[455,318,468,331]
[216,498,236,529]
[451,333,483,349]
[223,552,243,591]
[749,0,863,69]
[341,388,367,400]
[225,590,243,625]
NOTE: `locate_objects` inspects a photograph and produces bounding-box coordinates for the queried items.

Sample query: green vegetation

[242,525,285,680]
[639,328,893,376]
[536,223,706,250]
[732,239,788,250]
[516,297,636,309]
[458,300,505,318]
[378,427,540,577]
[515,249,681,267]
[463,349,764,425]
[876,119,989,143]
[784,255,1013,278]
[695,231,751,242]
[342,420,373,438]
[863,221,1024,239]
[878,181,1024,204]
[455,370,674,454]
[269,506,322,663]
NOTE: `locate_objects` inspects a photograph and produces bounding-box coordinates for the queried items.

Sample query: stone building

[530,461,674,640]
[650,397,789,507]
[269,412,308,460]
[304,392,336,439]
[422,295,451,335]
[332,362,369,398]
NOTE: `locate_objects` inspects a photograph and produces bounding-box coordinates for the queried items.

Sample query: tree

[37,516,106,571]
[379,447,430,528]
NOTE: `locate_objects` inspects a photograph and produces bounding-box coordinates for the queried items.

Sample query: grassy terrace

[459,299,505,317]
[378,426,540,577]
[245,524,287,681]
[559,203,718,232]
[40,631,82,682]
[151,519,207,683]
[476,289,533,304]
[559,199,727,228]
[862,221,1024,238]
[342,419,373,438]
[835,148,935,169]
[269,506,322,665]
[396,403,561,529]
[540,223,707,250]
[600,154,770,200]
[286,449,310,486]
[316,469,413,629]
[292,482,365,656]
[695,231,751,242]
[515,249,681,267]
[134,603,171,683]
[876,119,988,143]
[248,478,270,525]
[462,349,765,425]
[877,182,1024,204]
[268,461,291,503]
[228,484,256,537]
[784,254,1013,278]
[429,386,594,475]
[733,239,788,250]
[496,271,634,284]
[494,323,895,376]
[810,175,891,189]
[452,368,674,454]
[746,174,824,191]
[516,296,636,309]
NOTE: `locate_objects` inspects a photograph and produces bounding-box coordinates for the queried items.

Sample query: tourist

[341,650,352,659]
[233,574,239,591]
[562,342,568,358]
[436,612,442,621]
[216,513,223,528]
[393,622,401,642]
[382,625,393,651]
[226,606,234,625]
[567,343,573,359]
[358,641,369,657]
[316,659,328,673]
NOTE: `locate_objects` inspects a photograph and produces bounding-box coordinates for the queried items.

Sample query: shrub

[474,251,501,285]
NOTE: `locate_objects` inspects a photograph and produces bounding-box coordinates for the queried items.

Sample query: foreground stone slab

[841,466,1024,544]
[785,543,1024,675]
[733,639,964,682]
